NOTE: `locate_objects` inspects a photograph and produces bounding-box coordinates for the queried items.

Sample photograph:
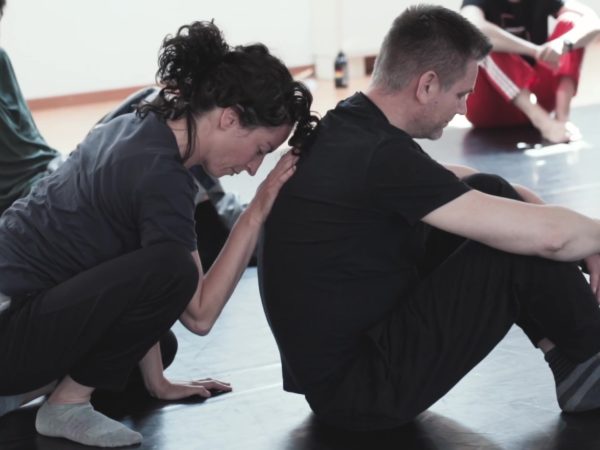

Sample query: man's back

[259,93,469,397]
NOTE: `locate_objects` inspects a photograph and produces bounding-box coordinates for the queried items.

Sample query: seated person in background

[0,19,317,448]
[461,0,600,143]
[260,4,600,431]
[0,0,61,215]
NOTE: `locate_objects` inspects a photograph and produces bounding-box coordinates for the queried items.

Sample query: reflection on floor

[423,103,600,218]
[3,104,600,449]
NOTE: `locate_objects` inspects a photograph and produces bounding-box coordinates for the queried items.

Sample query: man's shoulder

[318,99,413,150]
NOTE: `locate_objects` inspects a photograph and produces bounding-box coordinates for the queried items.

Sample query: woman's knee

[144,243,199,306]
[149,242,197,275]
[159,330,178,369]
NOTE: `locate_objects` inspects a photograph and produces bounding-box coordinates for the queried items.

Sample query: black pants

[91,330,178,406]
[309,174,600,430]
[0,243,197,395]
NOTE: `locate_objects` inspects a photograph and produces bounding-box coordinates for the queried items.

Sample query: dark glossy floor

[2,105,600,450]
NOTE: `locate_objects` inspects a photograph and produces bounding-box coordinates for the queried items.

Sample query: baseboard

[27,64,316,112]
[27,85,151,111]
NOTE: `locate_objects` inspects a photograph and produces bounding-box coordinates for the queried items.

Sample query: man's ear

[219,107,240,130]
[415,71,440,104]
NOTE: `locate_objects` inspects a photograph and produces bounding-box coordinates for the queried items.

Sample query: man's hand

[536,39,564,69]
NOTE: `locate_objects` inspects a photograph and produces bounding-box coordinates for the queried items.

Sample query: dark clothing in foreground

[0,243,196,394]
[259,92,600,430]
[0,112,197,298]
[0,47,60,214]
[0,112,198,394]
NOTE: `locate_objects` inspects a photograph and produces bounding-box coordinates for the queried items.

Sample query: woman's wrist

[242,199,269,229]
[143,373,169,398]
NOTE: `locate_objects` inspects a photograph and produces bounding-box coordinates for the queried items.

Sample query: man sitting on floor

[259,4,600,430]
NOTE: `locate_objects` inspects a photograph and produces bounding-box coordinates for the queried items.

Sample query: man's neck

[364,84,417,136]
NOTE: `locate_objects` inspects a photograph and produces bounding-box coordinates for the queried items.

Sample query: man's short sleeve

[366,138,470,225]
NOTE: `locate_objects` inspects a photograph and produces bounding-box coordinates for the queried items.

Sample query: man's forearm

[461,6,539,57]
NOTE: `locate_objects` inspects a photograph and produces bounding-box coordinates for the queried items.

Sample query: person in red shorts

[461,0,600,143]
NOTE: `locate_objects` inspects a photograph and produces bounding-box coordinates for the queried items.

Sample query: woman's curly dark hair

[137,20,319,160]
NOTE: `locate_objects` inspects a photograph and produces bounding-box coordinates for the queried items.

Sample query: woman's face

[204,120,293,178]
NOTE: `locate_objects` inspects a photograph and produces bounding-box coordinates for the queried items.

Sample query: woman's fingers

[191,378,232,392]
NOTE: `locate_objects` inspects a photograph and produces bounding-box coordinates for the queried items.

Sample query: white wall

[340,0,461,55]
[0,0,313,99]
[12,0,598,100]
[310,0,461,79]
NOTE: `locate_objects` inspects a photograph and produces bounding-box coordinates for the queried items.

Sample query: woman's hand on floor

[150,377,232,400]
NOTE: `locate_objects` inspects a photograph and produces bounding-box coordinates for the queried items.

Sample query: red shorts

[466,19,584,128]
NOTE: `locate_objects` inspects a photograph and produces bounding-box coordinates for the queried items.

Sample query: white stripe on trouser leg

[480,56,521,101]
[563,356,600,411]
[557,355,598,398]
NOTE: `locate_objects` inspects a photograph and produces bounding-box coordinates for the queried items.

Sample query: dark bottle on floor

[334,51,349,88]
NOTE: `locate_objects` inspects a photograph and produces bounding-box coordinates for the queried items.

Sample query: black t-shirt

[462,0,564,44]
[259,93,470,396]
[0,112,197,298]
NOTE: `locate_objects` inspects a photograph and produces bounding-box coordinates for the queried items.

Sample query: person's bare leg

[35,375,142,447]
[513,89,576,143]
[537,338,555,354]
[555,76,577,123]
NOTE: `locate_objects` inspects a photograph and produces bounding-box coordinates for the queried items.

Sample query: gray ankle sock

[546,348,600,412]
[0,394,23,418]
[35,401,142,447]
